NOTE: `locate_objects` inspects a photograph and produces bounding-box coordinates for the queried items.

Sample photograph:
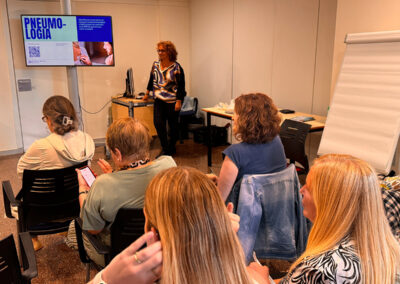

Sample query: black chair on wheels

[0,232,37,284]
[179,96,199,143]
[279,119,311,175]
[75,207,146,281]
[2,161,87,254]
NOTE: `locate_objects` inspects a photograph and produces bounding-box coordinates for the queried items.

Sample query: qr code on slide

[28,46,40,57]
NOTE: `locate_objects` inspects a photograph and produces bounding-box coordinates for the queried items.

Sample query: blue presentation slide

[22,15,114,66]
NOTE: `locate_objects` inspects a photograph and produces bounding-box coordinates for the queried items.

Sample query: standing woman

[144,41,186,155]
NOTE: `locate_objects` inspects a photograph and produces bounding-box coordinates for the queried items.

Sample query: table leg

[207,112,212,167]
[129,102,134,117]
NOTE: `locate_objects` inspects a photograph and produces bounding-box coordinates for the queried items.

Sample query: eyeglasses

[157,49,166,53]
[42,116,47,123]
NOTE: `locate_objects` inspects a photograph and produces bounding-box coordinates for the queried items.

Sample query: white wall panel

[7,2,68,151]
[0,0,21,152]
[190,0,234,110]
[232,0,274,98]
[271,0,319,112]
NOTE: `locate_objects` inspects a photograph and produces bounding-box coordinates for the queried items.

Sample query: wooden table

[111,96,156,136]
[202,107,326,167]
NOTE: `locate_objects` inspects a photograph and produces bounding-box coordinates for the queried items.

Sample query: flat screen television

[21,15,114,67]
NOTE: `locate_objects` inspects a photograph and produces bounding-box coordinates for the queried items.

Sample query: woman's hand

[247,262,271,284]
[175,100,182,112]
[76,169,91,208]
[76,169,90,193]
[98,159,113,174]
[227,202,240,233]
[143,92,149,101]
[100,232,162,284]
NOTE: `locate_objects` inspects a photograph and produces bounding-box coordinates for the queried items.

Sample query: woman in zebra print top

[277,154,400,283]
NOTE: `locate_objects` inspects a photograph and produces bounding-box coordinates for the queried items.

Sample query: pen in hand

[252,251,262,265]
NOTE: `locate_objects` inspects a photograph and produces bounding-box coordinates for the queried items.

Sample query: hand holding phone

[78,166,96,187]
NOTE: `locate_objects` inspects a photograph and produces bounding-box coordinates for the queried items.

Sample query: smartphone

[78,166,96,187]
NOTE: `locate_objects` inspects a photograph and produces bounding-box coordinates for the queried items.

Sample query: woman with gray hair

[77,117,176,267]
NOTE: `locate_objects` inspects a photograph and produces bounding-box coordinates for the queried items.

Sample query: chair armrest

[75,218,110,257]
[2,180,20,218]
[19,232,38,281]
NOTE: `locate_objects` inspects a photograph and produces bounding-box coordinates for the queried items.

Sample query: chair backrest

[279,119,311,173]
[192,97,198,114]
[20,161,88,226]
[0,234,23,283]
[110,208,145,260]
[180,96,198,115]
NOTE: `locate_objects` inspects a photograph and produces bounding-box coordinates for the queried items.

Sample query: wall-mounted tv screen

[21,15,114,67]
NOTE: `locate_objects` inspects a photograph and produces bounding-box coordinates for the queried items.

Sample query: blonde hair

[144,167,252,284]
[106,118,150,161]
[291,154,400,283]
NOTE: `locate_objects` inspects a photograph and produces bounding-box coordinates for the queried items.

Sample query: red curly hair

[157,41,178,62]
[234,93,281,144]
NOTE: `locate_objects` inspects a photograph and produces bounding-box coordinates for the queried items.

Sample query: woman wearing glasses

[17,95,94,177]
[144,41,186,156]
[17,95,94,250]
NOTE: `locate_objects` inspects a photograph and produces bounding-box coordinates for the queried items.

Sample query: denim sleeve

[237,178,262,264]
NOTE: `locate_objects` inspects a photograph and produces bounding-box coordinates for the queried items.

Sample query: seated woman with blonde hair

[89,166,266,284]
[91,167,272,284]
[142,166,260,283]
[251,154,400,283]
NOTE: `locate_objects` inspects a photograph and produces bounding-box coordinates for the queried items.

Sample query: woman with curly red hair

[218,93,287,201]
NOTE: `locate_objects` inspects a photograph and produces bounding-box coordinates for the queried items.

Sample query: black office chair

[179,96,199,143]
[2,161,87,254]
[0,232,37,284]
[279,119,311,175]
[75,207,145,281]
